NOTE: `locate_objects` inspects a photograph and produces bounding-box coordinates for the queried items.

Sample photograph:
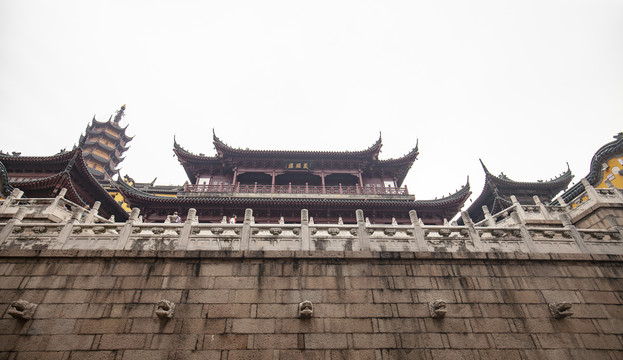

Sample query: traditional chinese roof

[464,160,573,223]
[174,132,418,185]
[0,149,128,220]
[556,133,623,204]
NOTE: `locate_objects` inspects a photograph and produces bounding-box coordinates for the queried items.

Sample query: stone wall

[1,250,622,359]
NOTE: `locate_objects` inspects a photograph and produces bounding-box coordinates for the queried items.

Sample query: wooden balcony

[180,183,412,200]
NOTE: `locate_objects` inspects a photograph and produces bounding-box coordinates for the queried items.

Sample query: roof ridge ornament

[113,104,126,124]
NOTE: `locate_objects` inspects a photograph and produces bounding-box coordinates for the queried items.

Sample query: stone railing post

[409,210,427,251]
[83,201,101,224]
[240,208,253,251]
[178,208,197,250]
[356,209,369,251]
[605,179,623,202]
[0,207,28,245]
[0,188,24,213]
[559,213,589,253]
[581,178,601,202]
[510,195,526,224]
[511,212,538,252]
[117,208,141,250]
[43,188,68,214]
[533,196,553,220]
[460,211,483,251]
[482,205,496,227]
[300,209,310,250]
[59,207,85,249]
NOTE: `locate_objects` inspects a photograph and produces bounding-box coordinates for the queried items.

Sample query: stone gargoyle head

[549,302,573,319]
[8,299,37,320]
[298,300,313,319]
[429,299,447,319]
[155,299,175,319]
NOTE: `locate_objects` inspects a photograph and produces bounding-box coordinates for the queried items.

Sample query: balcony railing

[182,183,409,196]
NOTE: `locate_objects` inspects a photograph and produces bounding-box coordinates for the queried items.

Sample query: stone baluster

[511,212,537,253]
[409,210,427,251]
[510,195,527,224]
[533,196,553,220]
[356,209,369,251]
[0,207,28,245]
[559,213,589,253]
[300,209,311,251]
[178,208,197,250]
[605,179,623,202]
[482,205,496,227]
[0,188,24,213]
[605,215,623,243]
[43,188,68,215]
[581,178,601,203]
[240,208,253,251]
[460,211,483,251]
[83,201,101,224]
[117,208,141,250]
[59,207,86,249]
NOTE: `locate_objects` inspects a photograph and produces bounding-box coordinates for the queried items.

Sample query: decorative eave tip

[479,159,491,175]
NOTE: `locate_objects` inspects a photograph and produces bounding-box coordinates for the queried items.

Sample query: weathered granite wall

[1,250,622,359]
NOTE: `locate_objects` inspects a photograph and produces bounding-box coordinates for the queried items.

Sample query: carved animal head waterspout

[298,300,314,319]
[429,300,447,318]
[8,300,37,320]
[155,300,175,319]
[549,302,573,319]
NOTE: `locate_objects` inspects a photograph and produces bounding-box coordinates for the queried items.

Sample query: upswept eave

[413,178,471,208]
[211,130,384,160]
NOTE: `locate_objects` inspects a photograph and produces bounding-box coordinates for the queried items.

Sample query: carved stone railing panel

[64,224,124,250]
[3,223,64,250]
[185,224,241,251]
[251,225,300,251]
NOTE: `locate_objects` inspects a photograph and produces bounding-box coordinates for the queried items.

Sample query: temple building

[116,132,471,224]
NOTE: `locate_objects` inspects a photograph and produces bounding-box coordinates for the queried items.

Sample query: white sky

[1,0,622,206]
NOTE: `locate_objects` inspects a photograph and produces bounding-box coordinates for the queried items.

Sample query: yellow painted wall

[105,128,120,138]
[596,156,623,189]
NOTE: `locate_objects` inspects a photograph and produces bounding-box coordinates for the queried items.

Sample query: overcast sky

[1,0,621,206]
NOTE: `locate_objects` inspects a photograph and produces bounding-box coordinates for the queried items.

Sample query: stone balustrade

[2,183,622,254]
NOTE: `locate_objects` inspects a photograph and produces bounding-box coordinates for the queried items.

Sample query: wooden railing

[182,183,409,196]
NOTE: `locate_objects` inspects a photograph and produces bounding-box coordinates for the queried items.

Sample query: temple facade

[116,132,471,224]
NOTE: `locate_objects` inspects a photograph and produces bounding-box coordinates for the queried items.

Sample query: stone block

[513,318,555,333]
[348,277,388,289]
[110,304,154,318]
[26,276,68,289]
[45,335,95,351]
[137,290,183,303]
[117,276,163,289]
[256,304,297,318]
[121,350,169,360]
[160,351,221,360]
[180,319,226,334]
[213,276,259,289]
[536,333,581,349]
[498,290,542,304]
[480,304,525,318]
[204,304,251,318]
[372,289,413,303]
[552,318,598,333]
[477,350,522,360]
[56,263,102,276]
[0,276,24,289]
[430,349,477,359]
[400,333,444,349]
[72,276,117,289]
[99,334,147,350]
[579,334,623,350]
[322,290,370,303]
[251,334,298,349]
[43,290,89,304]
[326,318,373,333]
[391,276,433,289]
[227,350,274,360]
[275,318,325,333]
[447,334,490,349]
[491,333,535,349]
[27,319,76,335]
[460,290,501,303]
[202,334,248,349]
[580,291,620,304]
[353,333,397,349]
[15,351,66,360]
[313,304,346,318]
[277,290,321,304]
[469,318,511,333]
[423,318,468,333]
[187,290,230,303]
[414,290,456,303]
[149,334,199,350]
[518,349,570,360]
[346,304,393,318]
[230,319,275,334]
[305,334,348,349]
[129,318,177,334]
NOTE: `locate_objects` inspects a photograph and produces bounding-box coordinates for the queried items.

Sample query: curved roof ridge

[211,130,384,157]
[377,139,419,164]
[479,160,573,187]
[414,179,472,207]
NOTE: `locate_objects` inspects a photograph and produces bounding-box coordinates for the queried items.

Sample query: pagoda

[117,132,471,224]
[79,105,133,182]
